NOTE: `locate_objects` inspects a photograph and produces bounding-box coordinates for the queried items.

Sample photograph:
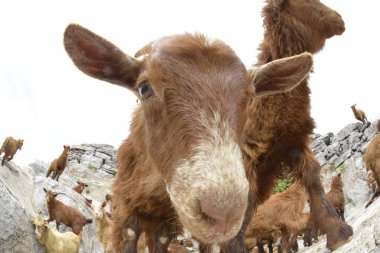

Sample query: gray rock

[94,151,111,161]
[333,123,360,142]
[80,155,103,170]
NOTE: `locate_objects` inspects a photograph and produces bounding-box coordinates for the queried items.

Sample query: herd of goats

[1,0,380,253]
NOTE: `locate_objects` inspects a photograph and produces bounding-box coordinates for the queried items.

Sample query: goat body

[240,0,352,250]
[44,188,92,234]
[46,145,71,181]
[351,104,368,124]
[33,217,81,253]
[365,120,380,207]
[0,136,23,166]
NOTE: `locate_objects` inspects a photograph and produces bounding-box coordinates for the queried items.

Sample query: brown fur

[72,180,88,194]
[245,182,309,253]
[365,120,380,207]
[44,188,92,235]
[63,24,313,253]
[240,0,352,250]
[351,104,368,124]
[326,173,345,221]
[46,145,71,181]
[0,136,23,166]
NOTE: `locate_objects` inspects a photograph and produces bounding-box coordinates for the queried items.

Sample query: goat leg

[365,188,380,208]
[117,215,141,253]
[297,149,353,250]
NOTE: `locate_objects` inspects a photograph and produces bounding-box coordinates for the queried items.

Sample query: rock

[1,156,114,253]
[80,155,104,170]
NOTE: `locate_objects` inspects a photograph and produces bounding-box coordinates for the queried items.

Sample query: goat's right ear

[249,52,313,97]
[64,24,141,91]
[43,188,47,193]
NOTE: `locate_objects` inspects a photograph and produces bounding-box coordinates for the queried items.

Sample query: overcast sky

[1,0,379,167]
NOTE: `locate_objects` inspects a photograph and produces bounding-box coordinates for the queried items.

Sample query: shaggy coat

[351,104,368,124]
[44,188,92,234]
[73,180,88,194]
[240,0,352,250]
[245,181,309,253]
[63,24,313,253]
[326,173,346,221]
[33,217,81,253]
[46,145,71,181]
[0,136,23,166]
[365,120,380,207]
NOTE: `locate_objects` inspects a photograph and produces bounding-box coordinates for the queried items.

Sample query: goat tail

[86,218,93,224]
[377,120,380,132]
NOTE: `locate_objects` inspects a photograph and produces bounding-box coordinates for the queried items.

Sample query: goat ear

[249,52,313,97]
[101,200,107,208]
[53,193,58,198]
[43,188,47,193]
[64,24,141,91]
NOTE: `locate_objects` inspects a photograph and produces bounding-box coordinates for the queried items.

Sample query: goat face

[64,24,312,243]
[43,188,58,202]
[270,0,345,48]
[17,139,24,150]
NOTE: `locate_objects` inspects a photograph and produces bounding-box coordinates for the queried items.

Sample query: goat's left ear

[101,200,107,208]
[43,188,47,193]
[249,52,313,97]
[64,24,141,91]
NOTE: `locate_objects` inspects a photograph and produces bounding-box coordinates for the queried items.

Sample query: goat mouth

[176,207,242,244]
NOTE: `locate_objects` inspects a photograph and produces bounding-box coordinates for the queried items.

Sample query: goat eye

[138,82,154,100]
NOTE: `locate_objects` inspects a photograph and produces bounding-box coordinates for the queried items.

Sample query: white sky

[1,0,379,167]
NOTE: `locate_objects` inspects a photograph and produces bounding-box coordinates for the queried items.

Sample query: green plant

[87,164,97,170]
[273,177,294,193]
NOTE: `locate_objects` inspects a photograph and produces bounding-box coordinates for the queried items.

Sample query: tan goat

[351,104,368,124]
[365,120,380,207]
[32,216,81,253]
[46,145,71,181]
[0,136,23,166]
[85,200,114,253]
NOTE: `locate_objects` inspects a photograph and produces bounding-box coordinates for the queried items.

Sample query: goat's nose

[200,199,241,234]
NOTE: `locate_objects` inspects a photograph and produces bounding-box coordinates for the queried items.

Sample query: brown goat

[46,145,71,181]
[44,188,92,235]
[351,104,368,124]
[240,0,352,250]
[245,181,309,253]
[72,180,88,194]
[0,136,23,166]
[365,120,380,207]
[64,23,313,253]
[326,173,346,221]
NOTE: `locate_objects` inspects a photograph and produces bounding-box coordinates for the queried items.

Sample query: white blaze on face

[167,112,249,243]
